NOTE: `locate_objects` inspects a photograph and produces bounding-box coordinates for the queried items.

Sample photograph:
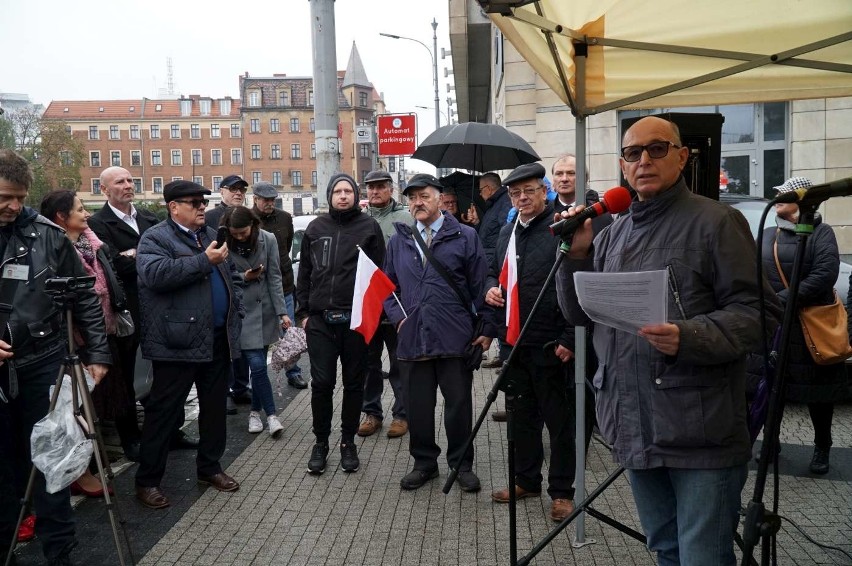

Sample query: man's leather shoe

[287,375,308,389]
[400,468,439,490]
[226,396,238,415]
[550,498,575,522]
[170,431,200,450]
[491,485,541,503]
[456,471,481,492]
[387,418,408,438]
[136,486,170,509]
[357,414,382,437]
[197,472,239,492]
[231,391,252,405]
[122,441,141,462]
[491,411,508,422]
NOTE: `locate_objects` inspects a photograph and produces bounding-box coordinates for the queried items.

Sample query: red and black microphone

[549,186,633,238]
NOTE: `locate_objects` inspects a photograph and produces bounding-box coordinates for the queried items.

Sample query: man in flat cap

[296,173,385,475]
[135,180,244,509]
[484,162,580,522]
[357,169,412,439]
[251,181,306,389]
[383,173,493,491]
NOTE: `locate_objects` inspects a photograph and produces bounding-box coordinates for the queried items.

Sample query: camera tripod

[4,281,133,566]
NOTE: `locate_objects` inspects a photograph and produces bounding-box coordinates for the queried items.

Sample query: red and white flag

[351,248,396,343]
[498,228,520,345]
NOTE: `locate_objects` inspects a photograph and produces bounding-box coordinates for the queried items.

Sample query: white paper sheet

[573,270,668,334]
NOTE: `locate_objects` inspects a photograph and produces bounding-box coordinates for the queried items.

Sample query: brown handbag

[773,239,852,365]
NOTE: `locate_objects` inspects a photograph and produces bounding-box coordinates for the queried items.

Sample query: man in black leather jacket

[0,149,110,566]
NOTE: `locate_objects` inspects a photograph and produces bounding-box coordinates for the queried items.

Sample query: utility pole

[309,0,340,212]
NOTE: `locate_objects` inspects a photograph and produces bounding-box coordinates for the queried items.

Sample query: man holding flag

[484,163,578,522]
[383,174,493,492]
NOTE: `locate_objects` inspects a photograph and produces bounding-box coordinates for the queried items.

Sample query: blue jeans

[283,293,303,380]
[241,347,275,417]
[627,465,748,566]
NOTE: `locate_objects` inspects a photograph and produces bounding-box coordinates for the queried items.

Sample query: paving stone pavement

[13,355,852,565]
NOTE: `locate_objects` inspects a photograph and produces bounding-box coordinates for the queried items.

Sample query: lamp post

[415,105,449,126]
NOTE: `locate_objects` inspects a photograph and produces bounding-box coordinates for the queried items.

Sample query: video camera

[44,276,95,296]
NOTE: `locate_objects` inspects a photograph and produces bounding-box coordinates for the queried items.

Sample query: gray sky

[1,0,456,173]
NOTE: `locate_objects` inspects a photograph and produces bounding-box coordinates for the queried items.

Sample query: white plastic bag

[30,374,94,494]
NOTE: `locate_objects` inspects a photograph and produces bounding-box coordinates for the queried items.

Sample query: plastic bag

[30,374,94,494]
[270,327,307,373]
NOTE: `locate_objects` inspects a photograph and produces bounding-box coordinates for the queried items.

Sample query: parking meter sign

[377,114,417,156]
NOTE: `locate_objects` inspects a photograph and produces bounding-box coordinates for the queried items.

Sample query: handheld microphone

[549,186,633,237]
[771,177,852,205]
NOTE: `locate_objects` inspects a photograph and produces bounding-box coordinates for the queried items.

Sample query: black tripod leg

[505,387,518,566]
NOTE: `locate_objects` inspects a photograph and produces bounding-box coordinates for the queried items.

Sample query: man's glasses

[223,186,248,193]
[508,186,543,199]
[173,198,209,209]
[620,141,681,162]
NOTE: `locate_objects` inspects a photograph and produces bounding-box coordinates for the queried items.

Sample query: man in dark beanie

[296,173,385,475]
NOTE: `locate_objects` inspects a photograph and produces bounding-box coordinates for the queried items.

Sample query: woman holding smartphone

[221,206,288,437]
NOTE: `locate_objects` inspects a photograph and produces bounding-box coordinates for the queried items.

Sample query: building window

[250,144,261,160]
[59,151,72,167]
[111,150,121,166]
[150,124,160,139]
[131,150,141,166]
[249,119,260,134]
[193,176,204,185]
[109,125,120,140]
[219,99,231,116]
[191,149,202,166]
[88,126,99,140]
[358,118,370,127]
[90,151,101,167]
[231,148,242,165]
[199,99,211,116]
[252,171,262,184]
[130,125,140,140]
[289,118,300,133]
[153,177,163,193]
[170,124,181,139]
[190,124,201,139]
[180,99,192,116]
[290,144,301,159]
[248,91,260,107]
[311,170,318,187]
[310,143,316,159]
[210,124,220,138]
[270,118,280,133]
[308,91,314,106]
[279,91,290,107]
[291,171,302,186]
[271,171,282,185]
[171,177,183,182]
[151,150,162,166]
[133,178,143,193]
[271,144,281,159]
[309,117,315,132]
[359,92,368,107]
[359,144,370,158]
[171,149,182,166]
[211,149,222,165]
[212,175,223,188]
[91,179,101,194]
[230,123,240,138]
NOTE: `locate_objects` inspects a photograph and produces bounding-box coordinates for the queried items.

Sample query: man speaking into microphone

[557,116,779,565]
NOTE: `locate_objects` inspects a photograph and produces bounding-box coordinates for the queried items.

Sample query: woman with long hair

[220,206,288,437]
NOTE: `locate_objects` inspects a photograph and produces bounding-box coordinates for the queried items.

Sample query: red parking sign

[377,114,417,156]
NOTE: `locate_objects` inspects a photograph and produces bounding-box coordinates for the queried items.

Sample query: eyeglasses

[173,198,209,209]
[223,186,248,193]
[620,141,681,162]
[508,186,543,199]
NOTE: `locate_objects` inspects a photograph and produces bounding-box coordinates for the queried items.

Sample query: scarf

[74,228,116,335]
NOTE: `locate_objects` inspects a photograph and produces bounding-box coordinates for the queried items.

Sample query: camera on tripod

[44,276,95,296]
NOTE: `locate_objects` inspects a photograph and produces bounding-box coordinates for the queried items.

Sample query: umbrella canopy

[440,171,487,216]
[412,122,540,173]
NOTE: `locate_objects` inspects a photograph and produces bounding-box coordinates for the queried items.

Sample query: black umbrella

[412,122,540,173]
[440,172,486,219]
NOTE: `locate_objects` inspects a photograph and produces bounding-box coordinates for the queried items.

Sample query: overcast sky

[2,0,456,173]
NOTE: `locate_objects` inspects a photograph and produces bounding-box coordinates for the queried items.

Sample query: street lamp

[415,105,449,126]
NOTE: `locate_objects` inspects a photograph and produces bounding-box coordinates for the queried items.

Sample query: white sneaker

[248,411,263,434]
[267,415,284,439]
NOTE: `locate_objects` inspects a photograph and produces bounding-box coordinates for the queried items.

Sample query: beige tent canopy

[485,0,852,116]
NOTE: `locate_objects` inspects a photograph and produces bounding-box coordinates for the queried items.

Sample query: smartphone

[216,226,229,248]
[248,264,264,273]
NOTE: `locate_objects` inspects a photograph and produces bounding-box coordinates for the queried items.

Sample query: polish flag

[351,248,396,343]
[498,229,520,345]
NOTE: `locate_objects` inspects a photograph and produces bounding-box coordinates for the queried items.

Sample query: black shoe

[809,447,830,475]
[231,391,252,405]
[400,468,439,490]
[122,441,141,462]
[169,431,200,450]
[340,442,360,473]
[456,470,481,492]
[307,442,329,475]
[287,375,308,389]
[226,396,238,415]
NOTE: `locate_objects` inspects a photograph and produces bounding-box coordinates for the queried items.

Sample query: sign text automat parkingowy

[377,114,417,156]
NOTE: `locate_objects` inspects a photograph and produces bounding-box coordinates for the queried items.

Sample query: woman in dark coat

[761,177,849,475]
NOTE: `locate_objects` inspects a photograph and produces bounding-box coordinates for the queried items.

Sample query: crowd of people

[0,114,849,566]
